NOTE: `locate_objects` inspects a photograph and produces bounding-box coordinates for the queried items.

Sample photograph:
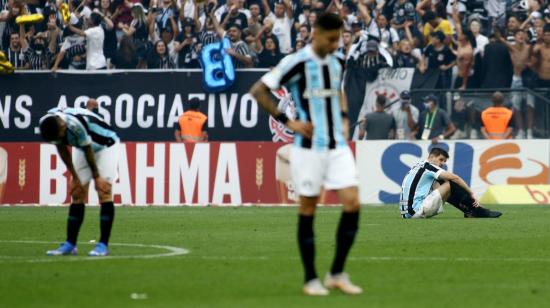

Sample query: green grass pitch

[1,205,550,307]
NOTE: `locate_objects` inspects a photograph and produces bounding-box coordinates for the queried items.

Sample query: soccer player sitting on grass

[251,13,362,296]
[400,147,502,219]
[39,102,120,256]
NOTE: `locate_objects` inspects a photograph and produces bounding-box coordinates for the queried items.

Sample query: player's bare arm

[250,81,313,139]
[339,89,350,140]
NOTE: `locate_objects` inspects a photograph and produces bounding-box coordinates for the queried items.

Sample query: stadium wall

[0,140,548,206]
[0,70,297,142]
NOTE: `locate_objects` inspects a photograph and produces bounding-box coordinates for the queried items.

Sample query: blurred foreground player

[400,147,502,219]
[39,103,119,256]
[250,13,362,296]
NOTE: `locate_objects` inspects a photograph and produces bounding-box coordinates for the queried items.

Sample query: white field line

[3,240,550,264]
[181,255,550,263]
[0,240,189,263]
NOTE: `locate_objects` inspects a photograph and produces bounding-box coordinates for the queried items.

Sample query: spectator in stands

[338,29,354,58]
[481,34,513,89]
[20,26,57,70]
[0,0,26,50]
[376,13,399,54]
[220,1,248,30]
[358,95,396,140]
[394,39,425,72]
[532,24,550,89]
[51,18,86,71]
[390,90,419,140]
[391,0,416,38]
[212,12,253,68]
[481,91,514,140]
[198,15,220,46]
[173,17,200,68]
[469,18,489,56]
[175,98,208,143]
[296,24,310,45]
[257,36,282,68]
[496,28,534,139]
[247,2,263,37]
[505,14,522,44]
[120,3,150,68]
[416,94,456,143]
[147,39,175,68]
[113,35,139,68]
[66,12,108,70]
[422,10,453,45]
[348,39,390,82]
[112,0,137,40]
[451,4,476,89]
[423,31,455,89]
[3,32,24,69]
[155,0,177,32]
[263,0,293,54]
[98,0,117,67]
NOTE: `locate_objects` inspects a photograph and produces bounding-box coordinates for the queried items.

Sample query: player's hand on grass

[94,176,110,194]
[287,120,313,139]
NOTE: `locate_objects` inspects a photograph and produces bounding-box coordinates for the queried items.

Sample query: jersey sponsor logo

[302,88,339,99]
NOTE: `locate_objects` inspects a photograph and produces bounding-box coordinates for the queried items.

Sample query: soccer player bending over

[400,147,502,219]
[39,101,119,256]
[250,13,362,296]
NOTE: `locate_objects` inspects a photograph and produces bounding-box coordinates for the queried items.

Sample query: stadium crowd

[0,0,548,74]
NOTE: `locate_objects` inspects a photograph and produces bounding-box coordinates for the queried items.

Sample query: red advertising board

[0,142,345,205]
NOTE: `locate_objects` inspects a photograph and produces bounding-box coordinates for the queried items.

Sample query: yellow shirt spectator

[422,11,454,45]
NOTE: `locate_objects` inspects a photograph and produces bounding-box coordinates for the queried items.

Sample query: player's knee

[343,199,360,212]
[98,186,112,203]
[71,190,85,203]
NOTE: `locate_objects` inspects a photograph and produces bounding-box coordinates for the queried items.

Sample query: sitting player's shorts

[72,142,120,185]
[412,189,444,219]
[290,146,358,197]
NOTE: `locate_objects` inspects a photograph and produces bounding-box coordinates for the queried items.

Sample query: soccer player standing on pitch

[250,13,362,296]
[39,101,119,257]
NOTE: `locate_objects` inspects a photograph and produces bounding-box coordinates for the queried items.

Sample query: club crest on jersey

[269,87,296,142]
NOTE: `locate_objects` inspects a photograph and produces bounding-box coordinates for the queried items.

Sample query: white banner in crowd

[352,68,415,140]
[355,140,550,204]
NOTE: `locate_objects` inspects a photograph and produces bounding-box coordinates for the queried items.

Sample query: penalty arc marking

[0,240,190,263]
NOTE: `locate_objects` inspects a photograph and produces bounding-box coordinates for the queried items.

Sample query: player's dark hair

[39,116,61,141]
[544,24,550,33]
[315,12,343,31]
[430,147,449,159]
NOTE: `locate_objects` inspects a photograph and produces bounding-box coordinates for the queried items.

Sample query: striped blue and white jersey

[261,45,347,151]
[41,107,119,153]
[400,160,443,218]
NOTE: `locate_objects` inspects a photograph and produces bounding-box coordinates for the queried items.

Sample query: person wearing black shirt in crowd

[257,36,283,68]
[480,34,513,88]
[423,31,455,89]
[147,40,175,69]
[220,3,248,31]
[174,17,200,68]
